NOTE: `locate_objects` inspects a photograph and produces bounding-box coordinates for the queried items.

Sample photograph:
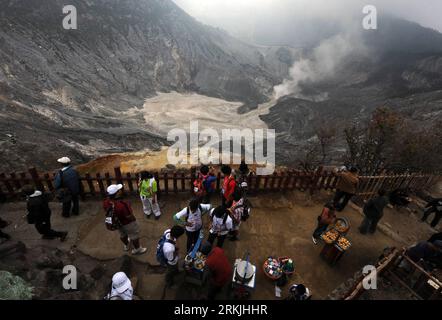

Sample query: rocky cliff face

[0,0,294,172]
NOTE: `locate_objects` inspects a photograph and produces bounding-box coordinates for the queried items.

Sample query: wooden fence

[0,166,438,202]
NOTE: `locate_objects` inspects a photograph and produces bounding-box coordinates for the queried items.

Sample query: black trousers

[35,221,64,239]
[333,190,353,211]
[359,216,382,234]
[208,232,227,248]
[186,228,201,253]
[165,263,179,287]
[62,194,79,217]
[422,207,442,228]
[201,192,213,204]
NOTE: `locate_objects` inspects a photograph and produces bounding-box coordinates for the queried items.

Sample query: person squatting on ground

[157,226,185,288]
[421,197,442,229]
[333,166,359,212]
[22,184,68,241]
[173,199,211,252]
[103,184,147,255]
[208,205,233,248]
[193,165,217,204]
[54,157,81,218]
[138,171,161,220]
[221,165,236,208]
[104,272,134,300]
[200,242,232,300]
[359,189,389,234]
[312,202,336,245]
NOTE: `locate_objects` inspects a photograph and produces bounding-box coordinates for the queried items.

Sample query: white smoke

[273,33,368,100]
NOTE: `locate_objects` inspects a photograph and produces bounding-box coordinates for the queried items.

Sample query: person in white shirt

[173,199,211,252]
[162,226,185,287]
[207,206,233,248]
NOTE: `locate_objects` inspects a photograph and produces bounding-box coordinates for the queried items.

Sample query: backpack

[185,204,203,223]
[210,208,229,233]
[156,232,176,266]
[232,185,252,222]
[193,173,210,197]
[105,201,122,231]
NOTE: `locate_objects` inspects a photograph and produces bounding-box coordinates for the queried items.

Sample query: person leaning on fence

[138,171,161,220]
[221,165,236,208]
[173,199,211,252]
[103,184,147,255]
[333,166,359,212]
[54,157,81,218]
[359,189,389,235]
[194,165,217,204]
[22,184,68,241]
[312,202,336,245]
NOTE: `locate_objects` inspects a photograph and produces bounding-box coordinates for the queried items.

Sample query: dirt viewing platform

[1,188,440,300]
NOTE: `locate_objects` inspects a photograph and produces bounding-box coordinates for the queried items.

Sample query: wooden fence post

[0,173,14,198]
[164,172,169,195]
[85,173,95,196]
[29,167,44,192]
[43,173,54,191]
[96,173,106,196]
[10,172,22,190]
[173,172,178,193]
[114,167,123,185]
[152,171,160,199]
[126,173,134,194]
[181,172,186,192]
[310,166,323,194]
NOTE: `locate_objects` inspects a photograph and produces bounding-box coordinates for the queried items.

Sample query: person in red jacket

[221,165,236,208]
[201,242,232,300]
[103,184,147,255]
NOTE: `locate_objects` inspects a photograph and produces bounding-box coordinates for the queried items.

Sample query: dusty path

[0,190,438,300]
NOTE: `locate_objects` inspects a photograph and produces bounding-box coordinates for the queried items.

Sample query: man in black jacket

[54,157,81,217]
[359,189,389,234]
[23,185,68,241]
[421,198,442,228]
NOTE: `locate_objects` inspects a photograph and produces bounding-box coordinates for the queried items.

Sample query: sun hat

[57,157,71,164]
[112,272,132,294]
[107,184,123,195]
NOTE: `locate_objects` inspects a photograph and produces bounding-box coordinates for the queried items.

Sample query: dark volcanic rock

[0,0,293,172]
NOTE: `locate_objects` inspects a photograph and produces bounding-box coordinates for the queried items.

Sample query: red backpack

[193,173,206,197]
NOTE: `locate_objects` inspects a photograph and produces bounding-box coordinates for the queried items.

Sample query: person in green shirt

[139,171,161,220]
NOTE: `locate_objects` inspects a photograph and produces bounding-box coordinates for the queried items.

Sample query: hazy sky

[173,0,442,41]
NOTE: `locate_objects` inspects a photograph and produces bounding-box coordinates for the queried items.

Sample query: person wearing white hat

[105,272,134,300]
[54,157,81,217]
[103,184,147,255]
